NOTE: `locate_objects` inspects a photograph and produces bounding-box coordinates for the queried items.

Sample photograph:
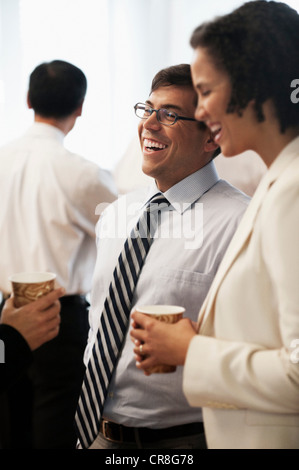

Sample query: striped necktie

[75,193,169,448]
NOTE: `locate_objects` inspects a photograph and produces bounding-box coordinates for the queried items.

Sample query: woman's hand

[130,311,197,375]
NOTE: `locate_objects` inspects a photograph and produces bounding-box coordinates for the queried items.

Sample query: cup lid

[9,272,56,283]
[135,305,185,315]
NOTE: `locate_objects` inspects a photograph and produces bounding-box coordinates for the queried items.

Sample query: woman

[131,1,299,449]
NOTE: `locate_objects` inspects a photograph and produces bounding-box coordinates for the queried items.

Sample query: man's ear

[27,92,32,109]
[204,131,219,154]
[75,100,84,117]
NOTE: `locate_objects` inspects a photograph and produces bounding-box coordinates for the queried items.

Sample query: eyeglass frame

[134,102,197,127]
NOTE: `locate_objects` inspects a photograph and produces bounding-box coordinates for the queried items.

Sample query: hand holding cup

[9,272,57,307]
[130,305,197,375]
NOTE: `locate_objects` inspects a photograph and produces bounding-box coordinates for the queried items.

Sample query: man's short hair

[28,60,87,119]
[151,63,196,94]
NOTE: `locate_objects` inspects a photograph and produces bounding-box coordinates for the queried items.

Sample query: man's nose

[143,110,162,130]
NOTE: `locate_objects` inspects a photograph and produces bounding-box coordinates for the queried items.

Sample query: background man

[0,60,117,448]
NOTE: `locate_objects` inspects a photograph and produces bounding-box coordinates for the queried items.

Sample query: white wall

[0,0,298,172]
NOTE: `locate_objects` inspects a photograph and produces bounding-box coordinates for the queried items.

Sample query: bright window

[0,0,298,171]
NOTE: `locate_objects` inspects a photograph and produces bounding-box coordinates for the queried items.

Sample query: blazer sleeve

[0,324,33,393]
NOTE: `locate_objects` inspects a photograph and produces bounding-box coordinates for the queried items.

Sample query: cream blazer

[183,136,299,449]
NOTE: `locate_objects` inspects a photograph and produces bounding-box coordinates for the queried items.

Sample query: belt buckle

[101,419,124,443]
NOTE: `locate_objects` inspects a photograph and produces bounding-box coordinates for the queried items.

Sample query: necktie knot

[146,193,169,212]
[135,193,170,240]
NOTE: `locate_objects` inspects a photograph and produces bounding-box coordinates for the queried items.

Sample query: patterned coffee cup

[135,305,185,374]
[9,272,56,308]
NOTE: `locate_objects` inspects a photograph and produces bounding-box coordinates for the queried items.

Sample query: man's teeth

[144,138,166,150]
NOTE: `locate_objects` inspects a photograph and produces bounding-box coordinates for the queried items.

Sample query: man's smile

[143,138,168,154]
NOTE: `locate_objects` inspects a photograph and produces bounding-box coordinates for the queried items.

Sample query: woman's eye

[202,90,211,97]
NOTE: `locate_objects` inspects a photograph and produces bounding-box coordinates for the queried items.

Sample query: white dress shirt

[0,122,117,295]
[85,160,250,429]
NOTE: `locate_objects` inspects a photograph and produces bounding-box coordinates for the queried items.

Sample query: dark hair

[151,64,221,157]
[190,0,299,133]
[28,60,87,119]
[151,64,196,94]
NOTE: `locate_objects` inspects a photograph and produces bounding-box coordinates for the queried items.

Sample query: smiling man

[76,64,250,450]
[137,85,212,191]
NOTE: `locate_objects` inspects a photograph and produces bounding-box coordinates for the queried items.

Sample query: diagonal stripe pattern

[75,193,169,448]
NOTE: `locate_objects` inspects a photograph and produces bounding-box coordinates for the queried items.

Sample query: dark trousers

[0,295,89,449]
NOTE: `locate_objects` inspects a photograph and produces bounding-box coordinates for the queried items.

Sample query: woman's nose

[194,101,207,122]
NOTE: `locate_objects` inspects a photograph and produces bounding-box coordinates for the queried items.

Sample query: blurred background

[0,0,298,173]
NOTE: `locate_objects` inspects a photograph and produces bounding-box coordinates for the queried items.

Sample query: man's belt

[99,419,204,444]
[59,294,89,307]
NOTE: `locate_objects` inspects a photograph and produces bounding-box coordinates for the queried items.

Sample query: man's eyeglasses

[134,102,196,127]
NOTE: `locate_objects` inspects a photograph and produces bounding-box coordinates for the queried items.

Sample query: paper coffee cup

[9,272,56,308]
[135,305,185,374]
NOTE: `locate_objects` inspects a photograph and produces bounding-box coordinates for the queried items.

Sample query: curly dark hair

[190,0,299,133]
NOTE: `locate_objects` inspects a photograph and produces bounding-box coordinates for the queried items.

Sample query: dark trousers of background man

[0,295,89,449]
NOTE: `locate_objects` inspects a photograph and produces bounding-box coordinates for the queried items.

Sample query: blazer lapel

[198,138,299,336]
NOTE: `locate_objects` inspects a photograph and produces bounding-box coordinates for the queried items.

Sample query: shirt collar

[144,160,219,214]
[26,122,65,143]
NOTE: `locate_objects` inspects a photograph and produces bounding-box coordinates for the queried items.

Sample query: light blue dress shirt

[86,160,250,429]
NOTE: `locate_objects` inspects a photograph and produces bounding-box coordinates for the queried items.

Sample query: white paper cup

[135,305,185,373]
[9,272,56,308]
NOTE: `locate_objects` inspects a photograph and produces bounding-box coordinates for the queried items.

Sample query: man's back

[0,122,116,295]
[0,121,117,449]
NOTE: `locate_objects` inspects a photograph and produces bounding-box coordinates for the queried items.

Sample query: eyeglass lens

[136,104,176,125]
